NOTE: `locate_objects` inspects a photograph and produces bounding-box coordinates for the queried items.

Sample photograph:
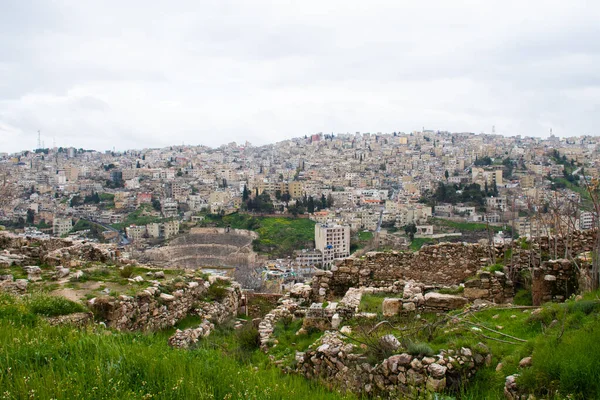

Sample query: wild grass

[0,293,353,400]
[358,293,389,314]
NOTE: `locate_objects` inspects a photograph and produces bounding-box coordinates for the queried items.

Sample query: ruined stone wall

[313,243,493,300]
[312,230,597,302]
[464,271,515,304]
[0,231,117,267]
[88,280,242,331]
[531,259,586,306]
[296,331,490,397]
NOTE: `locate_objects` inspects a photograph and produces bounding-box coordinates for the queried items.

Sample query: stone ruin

[0,231,117,268]
[296,331,491,397]
[88,276,242,332]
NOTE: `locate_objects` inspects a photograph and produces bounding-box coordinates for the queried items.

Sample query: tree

[26,209,35,225]
[445,170,449,181]
[320,194,327,210]
[404,223,417,241]
[136,161,141,168]
[326,193,334,208]
[152,198,161,212]
[307,196,315,213]
[242,185,250,201]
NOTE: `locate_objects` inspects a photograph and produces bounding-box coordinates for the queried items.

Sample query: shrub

[237,324,260,352]
[487,263,504,273]
[119,265,134,279]
[28,295,86,317]
[567,300,600,315]
[406,341,434,357]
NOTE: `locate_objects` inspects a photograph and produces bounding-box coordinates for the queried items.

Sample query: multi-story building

[315,223,350,267]
[52,217,72,237]
[580,212,596,230]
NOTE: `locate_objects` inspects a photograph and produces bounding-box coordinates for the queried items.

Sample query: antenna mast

[37,130,41,149]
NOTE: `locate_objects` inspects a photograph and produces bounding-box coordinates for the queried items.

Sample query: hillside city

[2,130,600,399]
[1,131,597,278]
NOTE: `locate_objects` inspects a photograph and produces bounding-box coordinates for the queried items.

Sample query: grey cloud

[1,0,599,152]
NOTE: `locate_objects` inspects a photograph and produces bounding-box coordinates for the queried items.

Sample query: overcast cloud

[1,0,599,152]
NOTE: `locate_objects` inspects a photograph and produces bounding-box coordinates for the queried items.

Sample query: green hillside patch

[201,213,316,257]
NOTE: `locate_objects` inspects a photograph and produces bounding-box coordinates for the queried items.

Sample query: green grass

[358,231,373,241]
[358,293,389,314]
[433,218,503,233]
[201,213,316,257]
[410,237,435,251]
[269,318,323,366]
[0,293,353,400]
[111,204,165,231]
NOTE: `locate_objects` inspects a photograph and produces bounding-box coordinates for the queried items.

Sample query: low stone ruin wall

[88,279,242,331]
[296,331,490,397]
[311,230,598,303]
[313,242,492,300]
[0,231,117,267]
[464,270,514,304]
[531,259,585,306]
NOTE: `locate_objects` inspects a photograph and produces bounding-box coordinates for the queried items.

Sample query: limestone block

[382,298,402,317]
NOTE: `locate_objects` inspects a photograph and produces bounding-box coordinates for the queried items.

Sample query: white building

[53,217,72,237]
[315,223,350,267]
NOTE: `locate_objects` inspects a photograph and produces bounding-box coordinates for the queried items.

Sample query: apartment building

[53,217,72,237]
[315,223,350,266]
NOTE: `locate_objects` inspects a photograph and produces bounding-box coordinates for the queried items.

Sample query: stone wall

[88,279,242,331]
[311,230,598,303]
[0,231,117,267]
[531,259,583,306]
[313,243,493,300]
[464,270,514,304]
[296,331,490,397]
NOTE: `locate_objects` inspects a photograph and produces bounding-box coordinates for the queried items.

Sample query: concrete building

[53,217,72,237]
[315,223,350,266]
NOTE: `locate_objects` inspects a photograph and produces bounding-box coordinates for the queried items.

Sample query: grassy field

[0,292,352,400]
[201,213,316,258]
[433,218,503,233]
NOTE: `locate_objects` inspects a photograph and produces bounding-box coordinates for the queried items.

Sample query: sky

[1,0,599,153]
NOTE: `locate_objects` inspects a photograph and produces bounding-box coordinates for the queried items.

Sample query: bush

[205,285,228,302]
[28,295,86,317]
[487,263,504,273]
[406,341,434,357]
[567,300,600,315]
[119,265,135,278]
[237,324,260,352]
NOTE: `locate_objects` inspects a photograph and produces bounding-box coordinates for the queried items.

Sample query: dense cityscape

[1,130,598,275]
